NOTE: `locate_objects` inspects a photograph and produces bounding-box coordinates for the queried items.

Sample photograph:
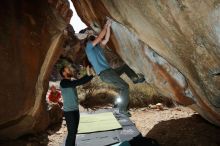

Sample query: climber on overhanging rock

[76,19,145,117]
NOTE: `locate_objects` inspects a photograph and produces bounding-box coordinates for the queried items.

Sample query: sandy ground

[46,106,220,146]
[130,106,196,136]
[1,106,220,146]
[130,107,220,146]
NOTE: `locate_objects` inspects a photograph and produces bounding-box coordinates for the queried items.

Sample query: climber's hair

[87,35,96,41]
[79,28,96,48]
[59,66,66,78]
[81,35,95,49]
[79,28,88,34]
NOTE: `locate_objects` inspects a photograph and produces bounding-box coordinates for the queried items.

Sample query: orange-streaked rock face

[72,0,220,126]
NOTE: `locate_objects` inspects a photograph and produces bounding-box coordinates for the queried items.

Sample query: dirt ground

[46,106,220,146]
[130,107,220,146]
[1,106,220,146]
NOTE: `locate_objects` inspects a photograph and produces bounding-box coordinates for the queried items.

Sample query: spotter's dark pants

[64,110,80,146]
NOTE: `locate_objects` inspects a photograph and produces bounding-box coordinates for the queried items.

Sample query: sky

[69,1,87,33]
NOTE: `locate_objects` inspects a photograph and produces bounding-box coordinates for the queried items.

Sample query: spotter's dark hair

[59,66,66,78]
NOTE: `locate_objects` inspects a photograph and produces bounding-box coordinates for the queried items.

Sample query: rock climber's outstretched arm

[92,20,111,46]
[101,20,111,46]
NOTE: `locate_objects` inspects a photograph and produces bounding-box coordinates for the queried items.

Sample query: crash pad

[78,112,122,134]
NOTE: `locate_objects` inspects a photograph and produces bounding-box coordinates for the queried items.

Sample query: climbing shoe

[133,73,145,84]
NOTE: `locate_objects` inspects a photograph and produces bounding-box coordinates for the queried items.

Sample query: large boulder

[0,0,72,139]
[72,0,220,126]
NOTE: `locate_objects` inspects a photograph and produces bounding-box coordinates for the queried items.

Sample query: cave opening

[69,0,87,33]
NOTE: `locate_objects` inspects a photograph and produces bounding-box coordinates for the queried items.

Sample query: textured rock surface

[72,0,220,126]
[0,0,71,139]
